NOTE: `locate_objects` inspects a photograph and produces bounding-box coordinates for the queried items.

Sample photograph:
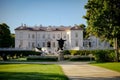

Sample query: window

[53,42,55,47]
[53,34,55,38]
[43,34,45,38]
[32,34,34,39]
[89,42,91,47]
[38,44,40,47]
[67,34,69,39]
[64,43,67,49]
[58,34,60,38]
[75,40,78,47]
[48,34,50,38]
[19,40,23,48]
[19,32,23,38]
[28,42,30,48]
[64,34,66,39]
[47,41,51,48]
[38,34,40,39]
[75,32,78,38]
[32,42,35,48]
[28,34,30,38]
[43,42,45,47]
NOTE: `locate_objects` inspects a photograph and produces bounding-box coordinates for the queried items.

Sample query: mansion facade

[15,24,83,53]
[15,24,111,53]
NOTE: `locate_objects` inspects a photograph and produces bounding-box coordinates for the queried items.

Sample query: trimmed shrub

[67,49,115,62]
[69,50,92,56]
[69,50,78,55]
[27,56,58,61]
[64,55,71,60]
[63,50,70,55]
[0,50,41,60]
[70,55,94,61]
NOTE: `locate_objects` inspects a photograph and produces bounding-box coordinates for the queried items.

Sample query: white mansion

[15,24,111,53]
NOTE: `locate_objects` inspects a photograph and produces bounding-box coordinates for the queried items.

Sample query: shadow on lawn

[0,72,68,80]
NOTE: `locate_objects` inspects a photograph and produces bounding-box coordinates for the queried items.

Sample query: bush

[69,50,92,56]
[27,56,58,61]
[63,50,70,55]
[67,49,115,62]
[0,50,41,60]
[69,50,78,55]
[70,55,94,61]
[92,50,115,62]
[64,55,71,60]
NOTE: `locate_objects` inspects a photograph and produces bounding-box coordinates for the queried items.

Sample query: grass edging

[91,62,120,72]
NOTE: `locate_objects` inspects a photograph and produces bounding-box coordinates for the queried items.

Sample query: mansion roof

[15,24,83,31]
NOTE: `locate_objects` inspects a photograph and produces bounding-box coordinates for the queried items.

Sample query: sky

[0,0,88,33]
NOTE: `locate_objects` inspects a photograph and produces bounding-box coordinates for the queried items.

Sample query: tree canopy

[0,23,13,48]
[84,0,120,39]
[84,0,120,61]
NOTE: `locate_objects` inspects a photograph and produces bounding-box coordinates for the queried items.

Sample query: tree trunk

[113,38,119,62]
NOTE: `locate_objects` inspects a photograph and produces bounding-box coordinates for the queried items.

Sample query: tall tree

[0,23,12,48]
[84,0,120,61]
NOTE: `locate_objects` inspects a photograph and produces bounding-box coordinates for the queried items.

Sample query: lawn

[91,62,120,72]
[0,64,68,80]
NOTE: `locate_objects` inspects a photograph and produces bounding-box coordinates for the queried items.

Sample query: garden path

[60,62,120,80]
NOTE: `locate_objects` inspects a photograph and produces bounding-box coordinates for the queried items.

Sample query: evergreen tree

[0,23,12,48]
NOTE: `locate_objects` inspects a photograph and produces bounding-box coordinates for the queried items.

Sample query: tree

[11,33,15,47]
[0,23,13,48]
[84,0,120,61]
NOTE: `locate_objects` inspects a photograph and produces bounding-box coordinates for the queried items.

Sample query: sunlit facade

[15,24,83,53]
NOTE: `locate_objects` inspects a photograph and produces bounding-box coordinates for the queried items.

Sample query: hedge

[70,56,94,61]
[63,50,116,62]
[0,51,41,61]
[27,56,58,61]
[0,49,116,62]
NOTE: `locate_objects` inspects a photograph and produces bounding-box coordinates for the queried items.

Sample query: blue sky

[0,0,88,33]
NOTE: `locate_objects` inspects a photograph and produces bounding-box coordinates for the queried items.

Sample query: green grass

[0,64,68,80]
[91,62,120,72]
